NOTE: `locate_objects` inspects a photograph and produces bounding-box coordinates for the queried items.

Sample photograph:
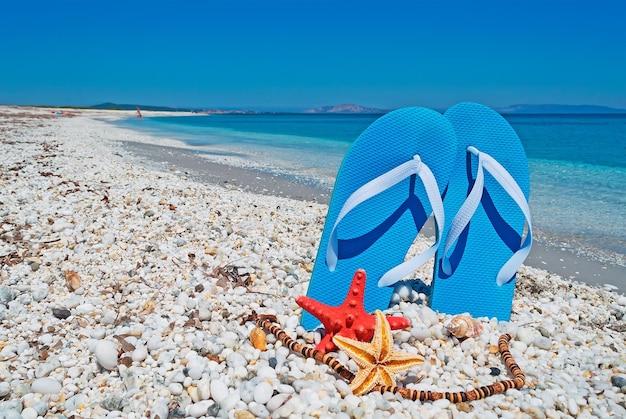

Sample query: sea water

[115,113,626,262]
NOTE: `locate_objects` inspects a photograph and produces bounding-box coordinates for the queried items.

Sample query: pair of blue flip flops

[301,102,532,329]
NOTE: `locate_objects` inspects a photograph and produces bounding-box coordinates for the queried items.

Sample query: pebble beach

[1,106,625,418]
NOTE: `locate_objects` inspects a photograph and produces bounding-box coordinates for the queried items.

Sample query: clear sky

[1,0,625,110]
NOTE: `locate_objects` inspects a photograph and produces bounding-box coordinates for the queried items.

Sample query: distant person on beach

[136,106,143,119]
[53,110,77,117]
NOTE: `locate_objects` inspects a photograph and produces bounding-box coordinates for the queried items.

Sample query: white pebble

[187,400,214,418]
[411,325,431,341]
[94,340,118,370]
[132,346,148,362]
[432,398,451,409]
[534,336,552,350]
[65,295,83,308]
[219,331,239,348]
[91,327,106,339]
[396,283,411,299]
[186,358,205,380]
[198,306,212,321]
[65,393,89,411]
[220,392,240,410]
[516,327,536,345]
[249,403,270,418]
[146,335,162,351]
[420,306,439,327]
[67,366,82,378]
[102,233,116,245]
[39,334,54,346]
[52,220,73,232]
[76,303,96,315]
[253,381,274,404]
[102,310,118,325]
[20,408,38,419]
[151,399,170,419]
[197,378,211,401]
[226,352,247,368]
[0,382,9,397]
[568,397,580,415]
[233,365,248,379]
[266,393,291,412]
[168,382,183,396]
[210,379,229,403]
[256,365,277,379]
[31,287,48,301]
[34,362,55,378]
[31,377,62,394]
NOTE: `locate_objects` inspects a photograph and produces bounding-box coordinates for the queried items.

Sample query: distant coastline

[11,101,626,115]
[90,102,626,115]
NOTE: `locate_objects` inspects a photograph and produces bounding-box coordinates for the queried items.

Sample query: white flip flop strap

[378,163,444,287]
[325,155,445,288]
[441,146,532,285]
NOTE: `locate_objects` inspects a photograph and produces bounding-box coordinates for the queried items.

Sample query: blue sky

[1,0,625,110]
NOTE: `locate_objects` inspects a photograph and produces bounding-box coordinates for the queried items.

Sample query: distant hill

[304,103,388,114]
[90,103,195,112]
[497,104,626,114]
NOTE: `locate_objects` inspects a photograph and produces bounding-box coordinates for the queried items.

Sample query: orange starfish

[333,310,424,395]
[296,269,410,354]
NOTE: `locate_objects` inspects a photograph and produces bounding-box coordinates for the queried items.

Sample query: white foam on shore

[1,107,625,418]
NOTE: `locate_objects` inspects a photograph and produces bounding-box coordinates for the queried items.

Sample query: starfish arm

[350,367,379,396]
[377,366,396,387]
[343,269,367,305]
[296,295,334,325]
[386,315,411,330]
[382,352,425,374]
[333,335,378,367]
[375,310,394,361]
[315,333,338,354]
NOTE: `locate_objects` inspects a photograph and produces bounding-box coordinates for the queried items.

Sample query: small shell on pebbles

[250,327,267,350]
[64,270,82,292]
[444,315,483,338]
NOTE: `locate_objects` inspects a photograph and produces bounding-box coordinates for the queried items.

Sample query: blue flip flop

[430,102,532,321]
[301,107,457,330]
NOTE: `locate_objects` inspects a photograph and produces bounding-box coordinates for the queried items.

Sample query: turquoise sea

[115,113,626,262]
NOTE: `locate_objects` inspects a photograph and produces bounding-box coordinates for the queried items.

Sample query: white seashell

[445,315,484,338]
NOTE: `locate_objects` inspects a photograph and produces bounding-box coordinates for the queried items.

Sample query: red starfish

[296,269,411,354]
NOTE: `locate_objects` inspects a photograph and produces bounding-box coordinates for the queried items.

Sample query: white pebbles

[0,107,625,418]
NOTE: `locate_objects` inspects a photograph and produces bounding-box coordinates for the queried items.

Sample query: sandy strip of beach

[0,106,625,418]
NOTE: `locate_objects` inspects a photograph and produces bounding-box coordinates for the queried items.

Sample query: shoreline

[117,138,626,295]
[1,107,625,418]
[119,140,332,204]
